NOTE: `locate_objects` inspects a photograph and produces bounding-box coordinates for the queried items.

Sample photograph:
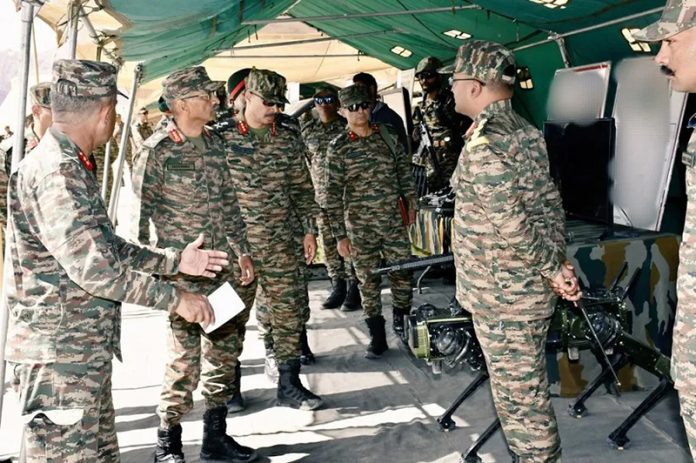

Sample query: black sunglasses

[314,95,337,105]
[346,101,370,112]
[417,72,438,80]
[261,99,284,109]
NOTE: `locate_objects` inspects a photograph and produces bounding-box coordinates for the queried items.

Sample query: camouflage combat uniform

[6,60,183,463]
[413,88,466,191]
[301,111,355,282]
[131,68,254,429]
[131,119,154,151]
[221,76,318,365]
[324,95,415,320]
[634,1,696,457]
[447,42,566,463]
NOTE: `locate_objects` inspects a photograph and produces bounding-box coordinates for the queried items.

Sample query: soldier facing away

[132,66,258,463]
[5,59,222,463]
[300,86,362,312]
[324,84,416,359]
[221,67,323,411]
[446,41,580,462]
[634,0,696,458]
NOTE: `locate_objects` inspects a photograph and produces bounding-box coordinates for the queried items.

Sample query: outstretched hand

[179,234,229,278]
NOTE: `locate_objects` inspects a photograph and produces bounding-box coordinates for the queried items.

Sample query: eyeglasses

[346,102,370,112]
[314,95,337,105]
[448,77,485,86]
[183,90,217,101]
[417,72,438,80]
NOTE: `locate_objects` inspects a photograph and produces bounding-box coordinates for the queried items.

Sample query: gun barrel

[372,253,454,275]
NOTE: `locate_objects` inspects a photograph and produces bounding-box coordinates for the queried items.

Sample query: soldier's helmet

[338,84,370,108]
[162,66,224,101]
[52,59,126,99]
[633,0,696,41]
[415,57,443,77]
[246,68,289,105]
[438,40,516,85]
[227,68,252,100]
[29,83,51,108]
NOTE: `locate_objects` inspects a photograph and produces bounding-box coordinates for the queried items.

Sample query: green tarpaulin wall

[107,0,665,127]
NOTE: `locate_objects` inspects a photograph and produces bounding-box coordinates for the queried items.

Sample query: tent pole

[101,141,112,201]
[108,64,142,221]
[68,0,80,59]
[242,5,480,25]
[230,29,399,51]
[211,53,368,59]
[554,36,571,68]
[514,7,663,52]
[0,0,36,428]
[80,6,121,65]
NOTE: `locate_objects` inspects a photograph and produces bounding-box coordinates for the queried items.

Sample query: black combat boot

[200,406,258,463]
[365,315,388,359]
[322,277,346,309]
[392,307,410,340]
[299,326,316,365]
[341,279,361,312]
[154,424,185,463]
[226,362,245,414]
[276,358,323,410]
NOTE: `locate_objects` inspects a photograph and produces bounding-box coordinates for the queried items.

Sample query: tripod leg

[437,371,489,431]
[608,377,672,450]
[568,353,627,418]
[462,418,502,463]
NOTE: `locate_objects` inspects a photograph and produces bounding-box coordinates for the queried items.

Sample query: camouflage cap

[29,82,51,107]
[338,84,370,107]
[246,68,289,105]
[633,0,696,41]
[52,59,126,98]
[438,40,516,85]
[415,56,443,75]
[313,85,337,97]
[162,66,223,101]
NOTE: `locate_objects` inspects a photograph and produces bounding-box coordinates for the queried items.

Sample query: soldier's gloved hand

[179,234,230,278]
[548,260,582,301]
[238,255,255,286]
[337,237,352,258]
[303,233,317,264]
[173,291,215,328]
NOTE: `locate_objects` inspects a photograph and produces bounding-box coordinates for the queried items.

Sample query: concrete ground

[0,273,692,463]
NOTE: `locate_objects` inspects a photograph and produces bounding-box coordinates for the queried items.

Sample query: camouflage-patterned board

[412,211,679,395]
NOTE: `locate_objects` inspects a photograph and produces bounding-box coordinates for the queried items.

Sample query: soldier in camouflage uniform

[412,56,471,192]
[5,59,223,463]
[221,68,323,410]
[324,84,415,359]
[131,106,154,151]
[634,1,696,458]
[132,66,258,463]
[300,87,362,312]
[446,41,581,462]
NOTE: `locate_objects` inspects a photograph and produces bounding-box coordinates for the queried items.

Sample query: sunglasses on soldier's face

[314,95,337,105]
[346,102,370,112]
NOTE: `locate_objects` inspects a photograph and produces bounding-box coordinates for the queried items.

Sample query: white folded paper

[202,282,246,334]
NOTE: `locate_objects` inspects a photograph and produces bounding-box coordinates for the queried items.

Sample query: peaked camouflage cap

[30,82,51,107]
[415,56,443,75]
[313,85,338,97]
[338,84,370,107]
[438,40,516,85]
[162,66,223,101]
[633,0,696,41]
[52,59,126,98]
[246,68,289,105]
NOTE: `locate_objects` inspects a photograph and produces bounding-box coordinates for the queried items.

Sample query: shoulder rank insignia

[466,118,489,150]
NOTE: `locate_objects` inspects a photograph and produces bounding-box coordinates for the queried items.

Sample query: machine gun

[373,253,454,293]
[401,264,674,461]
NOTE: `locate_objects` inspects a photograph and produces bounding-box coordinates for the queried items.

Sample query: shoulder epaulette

[142,129,170,149]
[466,118,490,150]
